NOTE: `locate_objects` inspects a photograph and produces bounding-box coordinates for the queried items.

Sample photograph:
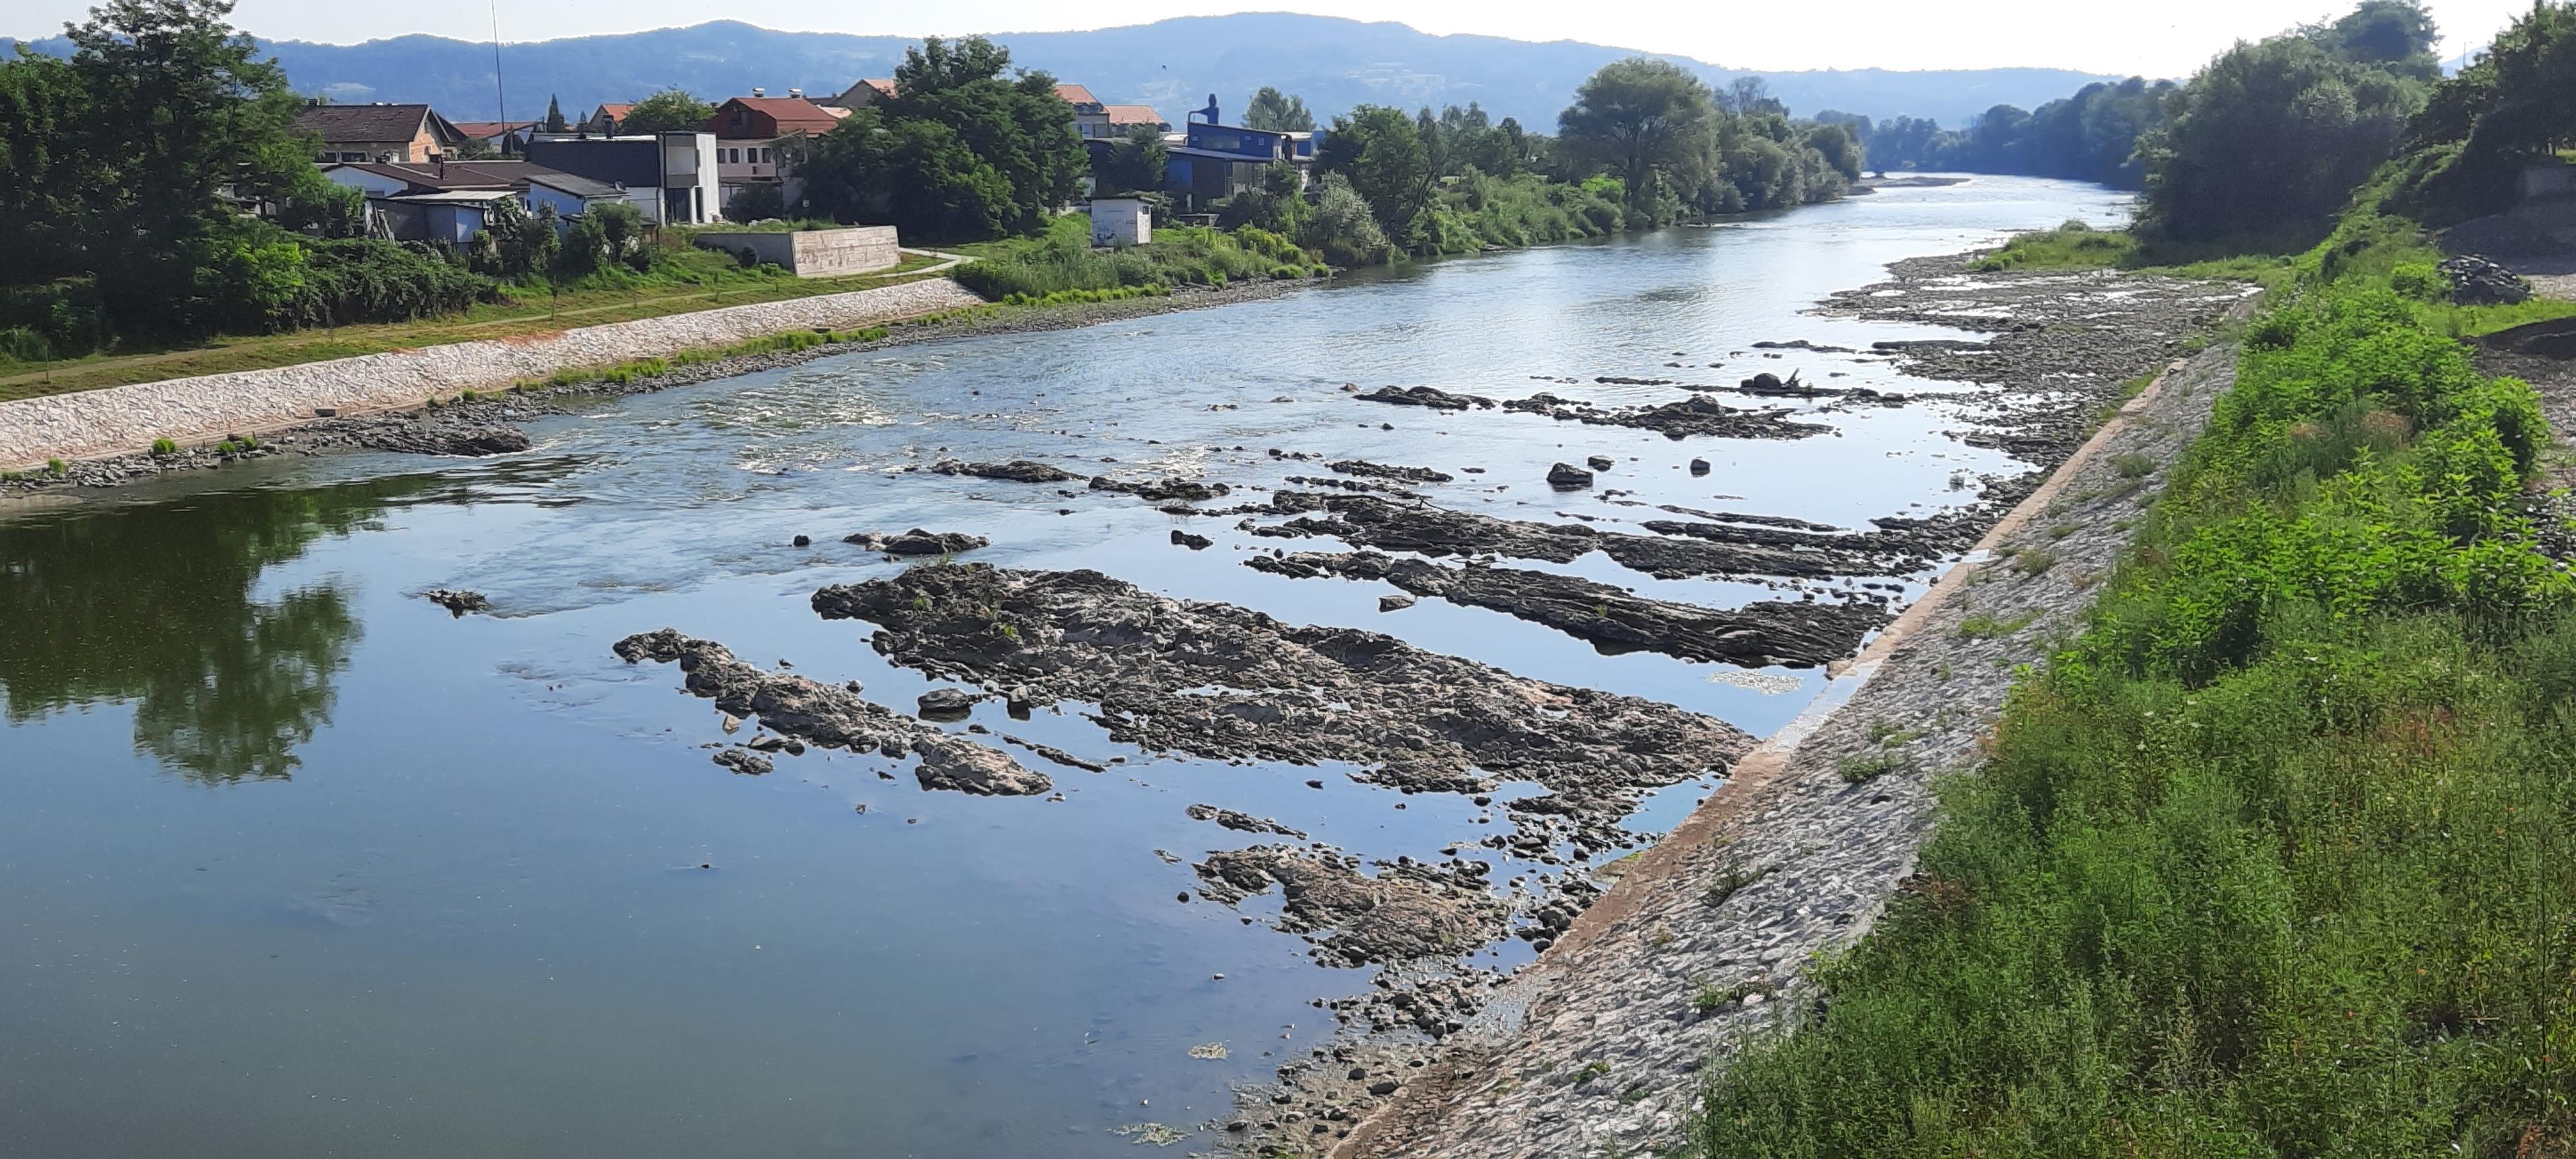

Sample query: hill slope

[9,14,2125,129]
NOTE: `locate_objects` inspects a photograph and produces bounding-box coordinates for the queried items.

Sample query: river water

[0,176,2126,1158]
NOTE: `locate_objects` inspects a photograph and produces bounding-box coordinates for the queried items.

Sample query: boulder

[1546,462,1594,489]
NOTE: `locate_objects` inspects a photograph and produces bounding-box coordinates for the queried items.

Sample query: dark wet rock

[917,687,981,718]
[2440,254,2534,305]
[1689,457,1711,475]
[847,529,989,556]
[1195,846,1505,967]
[1584,455,1615,472]
[1546,462,1594,488]
[1355,385,1494,410]
[1503,392,1831,441]
[360,424,533,457]
[422,589,491,616]
[1593,375,1674,386]
[1328,459,1454,484]
[1000,734,1108,772]
[612,628,1051,796]
[808,565,1746,854]
[1089,475,1230,502]
[929,458,1079,483]
[1254,493,1940,581]
[1737,370,1811,396]
[792,534,812,547]
[1379,593,1417,612]
[713,749,773,775]
[1247,550,1887,667]
[1751,339,1857,353]
[1186,803,1309,839]
[1171,529,1214,550]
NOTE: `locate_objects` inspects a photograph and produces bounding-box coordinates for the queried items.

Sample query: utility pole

[488,0,507,125]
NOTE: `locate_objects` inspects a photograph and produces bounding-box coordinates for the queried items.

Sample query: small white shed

[1089,199,1151,247]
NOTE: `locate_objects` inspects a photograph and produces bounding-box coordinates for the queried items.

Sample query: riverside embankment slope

[1330,331,2241,1159]
[0,278,985,471]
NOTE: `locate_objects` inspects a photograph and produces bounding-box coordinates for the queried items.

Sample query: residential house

[1104,104,1170,137]
[1161,97,1314,210]
[1055,84,1112,140]
[703,92,845,215]
[525,172,635,222]
[451,120,539,156]
[298,102,471,164]
[317,160,534,242]
[581,103,634,135]
[820,78,896,110]
[523,132,722,226]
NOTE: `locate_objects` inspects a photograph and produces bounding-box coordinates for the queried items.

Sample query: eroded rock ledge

[809,563,1749,857]
[612,628,1050,796]
[1245,549,1888,667]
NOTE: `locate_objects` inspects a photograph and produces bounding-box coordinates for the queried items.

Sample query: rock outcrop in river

[808,563,1748,855]
[1244,550,1888,667]
[612,628,1051,796]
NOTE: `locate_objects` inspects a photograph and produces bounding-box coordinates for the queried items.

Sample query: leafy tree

[278,180,366,238]
[798,36,1083,240]
[1319,104,1435,247]
[1298,172,1394,266]
[724,182,786,221]
[1558,59,1719,215]
[2138,27,2426,243]
[2372,0,2575,222]
[621,87,714,134]
[802,107,1014,240]
[1803,121,1864,181]
[1091,123,1166,195]
[1242,86,1313,131]
[2310,0,2442,78]
[543,93,568,133]
[0,46,92,284]
[62,0,323,331]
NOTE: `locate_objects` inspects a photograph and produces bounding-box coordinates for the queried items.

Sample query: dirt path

[1320,337,2243,1159]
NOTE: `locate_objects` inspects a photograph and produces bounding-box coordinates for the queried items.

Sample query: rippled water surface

[0,178,2127,1158]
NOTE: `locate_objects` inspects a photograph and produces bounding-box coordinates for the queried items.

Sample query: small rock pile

[2440,254,2535,305]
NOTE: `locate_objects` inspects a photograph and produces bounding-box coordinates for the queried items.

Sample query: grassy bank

[1688,215,2576,1156]
[951,216,1326,300]
[0,250,945,402]
[1968,220,2300,286]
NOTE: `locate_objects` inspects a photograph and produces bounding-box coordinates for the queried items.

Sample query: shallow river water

[1,176,2127,1158]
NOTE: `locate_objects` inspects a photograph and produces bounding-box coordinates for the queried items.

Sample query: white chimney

[751,87,765,98]
[788,87,803,98]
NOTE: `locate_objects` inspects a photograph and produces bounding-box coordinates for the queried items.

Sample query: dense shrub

[953,217,1301,299]
[0,277,107,362]
[292,237,497,328]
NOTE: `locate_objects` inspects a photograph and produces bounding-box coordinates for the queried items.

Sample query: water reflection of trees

[0,480,417,783]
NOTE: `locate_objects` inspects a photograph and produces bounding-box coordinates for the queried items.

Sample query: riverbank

[0,277,1308,493]
[1326,330,2240,1159]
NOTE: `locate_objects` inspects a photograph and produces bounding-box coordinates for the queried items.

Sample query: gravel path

[0,278,986,470]
[1320,337,2244,1159]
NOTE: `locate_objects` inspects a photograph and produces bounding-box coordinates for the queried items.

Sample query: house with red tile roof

[703,91,847,216]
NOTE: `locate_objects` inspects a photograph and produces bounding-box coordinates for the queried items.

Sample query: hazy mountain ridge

[8,14,2127,129]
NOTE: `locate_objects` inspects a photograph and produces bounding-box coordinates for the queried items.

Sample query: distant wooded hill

[7,15,2128,130]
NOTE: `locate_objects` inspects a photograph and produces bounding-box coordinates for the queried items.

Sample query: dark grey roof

[527,171,626,199]
[297,103,465,146]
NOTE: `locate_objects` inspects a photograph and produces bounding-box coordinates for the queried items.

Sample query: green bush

[149,437,178,457]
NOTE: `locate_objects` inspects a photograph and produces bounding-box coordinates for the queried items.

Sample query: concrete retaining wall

[0,276,983,469]
[693,227,902,278]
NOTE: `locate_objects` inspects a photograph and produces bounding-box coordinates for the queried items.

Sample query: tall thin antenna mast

[488,0,507,124]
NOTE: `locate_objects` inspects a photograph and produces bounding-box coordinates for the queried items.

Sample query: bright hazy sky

[3,0,2539,76]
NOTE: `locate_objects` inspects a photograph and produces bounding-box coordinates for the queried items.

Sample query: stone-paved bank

[0,278,1311,491]
[0,278,987,470]
[1319,337,2242,1159]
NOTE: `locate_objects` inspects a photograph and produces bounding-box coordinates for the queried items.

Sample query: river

[0,176,2129,1158]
